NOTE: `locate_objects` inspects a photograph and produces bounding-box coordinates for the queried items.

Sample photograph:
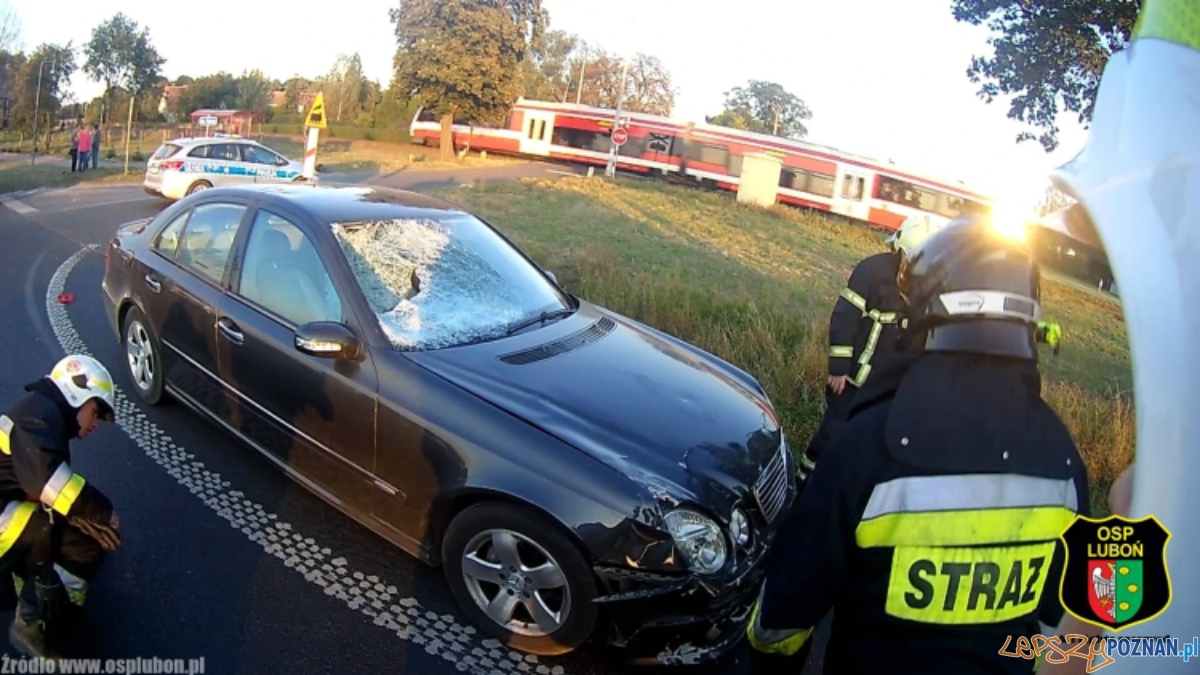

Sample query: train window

[842,175,865,201]
[728,154,743,177]
[779,169,837,198]
[688,143,729,166]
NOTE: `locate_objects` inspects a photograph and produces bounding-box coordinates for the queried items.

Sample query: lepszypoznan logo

[1058,514,1173,633]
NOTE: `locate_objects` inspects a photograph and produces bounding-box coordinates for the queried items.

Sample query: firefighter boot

[8,572,66,661]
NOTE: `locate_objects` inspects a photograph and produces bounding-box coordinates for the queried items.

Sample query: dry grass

[255,134,522,174]
[0,161,143,194]
[435,176,1135,515]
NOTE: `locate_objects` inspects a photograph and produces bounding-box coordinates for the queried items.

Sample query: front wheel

[442,502,599,655]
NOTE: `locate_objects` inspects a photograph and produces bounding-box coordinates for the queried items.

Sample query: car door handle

[144,274,161,293]
[217,318,244,345]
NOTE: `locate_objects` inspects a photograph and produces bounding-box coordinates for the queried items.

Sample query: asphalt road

[0,171,828,674]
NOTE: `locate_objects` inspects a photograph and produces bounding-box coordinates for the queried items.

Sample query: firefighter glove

[68,516,121,551]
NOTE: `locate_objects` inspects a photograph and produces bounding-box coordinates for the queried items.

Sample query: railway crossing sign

[611,127,629,146]
[306,92,327,129]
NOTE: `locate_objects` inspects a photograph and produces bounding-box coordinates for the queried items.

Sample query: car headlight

[663,508,727,574]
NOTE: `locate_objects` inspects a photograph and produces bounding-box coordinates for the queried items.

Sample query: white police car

[143,136,311,200]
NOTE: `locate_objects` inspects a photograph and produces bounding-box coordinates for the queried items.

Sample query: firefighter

[748,214,1091,673]
[0,355,122,658]
[797,214,948,482]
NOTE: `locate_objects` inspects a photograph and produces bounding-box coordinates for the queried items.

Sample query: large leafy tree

[390,0,543,159]
[707,80,813,138]
[951,0,1140,152]
[83,13,165,171]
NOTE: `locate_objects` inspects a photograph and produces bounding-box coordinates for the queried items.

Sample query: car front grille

[753,440,789,524]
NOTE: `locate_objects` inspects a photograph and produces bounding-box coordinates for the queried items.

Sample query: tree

[9,43,75,148]
[564,48,675,116]
[316,53,372,123]
[83,13,165,172]
[390,0,544,159]
[0,1,22,54]
[707,80,812,138]
[523,29,578,101]
[951,0,1140,152]
[177,72,239,113]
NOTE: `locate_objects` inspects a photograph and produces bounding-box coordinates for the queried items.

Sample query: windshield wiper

[506,308,575,335]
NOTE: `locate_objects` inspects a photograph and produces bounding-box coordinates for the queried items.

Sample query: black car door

[137,199,251,416]
[215,204,380,516]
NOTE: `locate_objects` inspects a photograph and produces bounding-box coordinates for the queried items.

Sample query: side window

[152,211,190,258]
[177,202,247,284]
[206,144,239,162]
[237,209,342,326]
[243,145,281,165]
[187,145,210,159]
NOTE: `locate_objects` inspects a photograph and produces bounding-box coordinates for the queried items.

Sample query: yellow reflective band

[829,345,854,358]
[0,502,38,557]
[857,506,1079,548]
[41,463,87,516]
[885,542,1058,624]
[840,287,867,312]
[51,474,86,516]
[0,414,12,455]
[1134,0,1200,51]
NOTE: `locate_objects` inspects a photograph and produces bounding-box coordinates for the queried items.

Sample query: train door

[520,110,555,156]
[836,169,872,221]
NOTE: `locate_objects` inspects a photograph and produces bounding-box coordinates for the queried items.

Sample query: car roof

[195,183,472,224]
[165,136,259,147]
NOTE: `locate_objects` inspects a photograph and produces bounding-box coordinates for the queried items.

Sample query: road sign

[611,127,628,146]
[306,92,327,129]
[198,115,218,127]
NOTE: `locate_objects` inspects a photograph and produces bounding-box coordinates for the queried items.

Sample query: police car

[143,136,311,200]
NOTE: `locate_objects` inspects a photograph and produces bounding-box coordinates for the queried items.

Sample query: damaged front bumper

[593,550,767,666]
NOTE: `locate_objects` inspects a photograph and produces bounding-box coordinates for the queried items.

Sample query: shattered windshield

[331,214,568,350]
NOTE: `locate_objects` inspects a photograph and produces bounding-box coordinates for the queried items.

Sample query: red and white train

[409,98,995,232]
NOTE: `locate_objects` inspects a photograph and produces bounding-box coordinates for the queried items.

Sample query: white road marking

[5,199,38,214]
[48,196,158,213]
[543,170,578,177]
[48,246,568,675]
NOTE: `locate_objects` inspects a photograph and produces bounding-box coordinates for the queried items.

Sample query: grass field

[0,161,143,194]
[256,134,520,174]
[432,176,1135,515]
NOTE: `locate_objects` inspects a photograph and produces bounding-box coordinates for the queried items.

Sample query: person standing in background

[90,125,99,169]
[68,127,78,172]
[76,126,90,173]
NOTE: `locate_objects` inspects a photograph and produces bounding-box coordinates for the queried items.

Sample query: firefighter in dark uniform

[0,355,122,659]
[748,214,1091,673]
[798,214,948,481]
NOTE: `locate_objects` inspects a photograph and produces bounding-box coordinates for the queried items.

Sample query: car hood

[405,302,784,519]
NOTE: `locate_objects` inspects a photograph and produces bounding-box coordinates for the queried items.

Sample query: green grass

[256,134,521,174]
[432,176,1135,515]
[0,161,143,194]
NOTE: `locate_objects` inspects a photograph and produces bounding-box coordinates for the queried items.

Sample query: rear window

[153,143,183,160]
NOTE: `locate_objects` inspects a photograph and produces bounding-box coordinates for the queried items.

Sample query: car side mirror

[295,322,360,359]
[543,268,558,285]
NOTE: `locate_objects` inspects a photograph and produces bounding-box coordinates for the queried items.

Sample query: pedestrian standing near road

[746,214,1091,674]
[76,126,90,173]
[90,125,100,169]
[68,127,78,173]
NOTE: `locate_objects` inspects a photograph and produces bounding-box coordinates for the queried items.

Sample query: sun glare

[987,177,1046,243]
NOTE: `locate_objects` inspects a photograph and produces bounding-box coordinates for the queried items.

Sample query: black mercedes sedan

[100,183,796,664]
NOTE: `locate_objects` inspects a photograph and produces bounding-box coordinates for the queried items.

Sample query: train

[408,98,997,232]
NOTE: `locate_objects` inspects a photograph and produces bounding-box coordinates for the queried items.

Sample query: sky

[5,0,1092,203]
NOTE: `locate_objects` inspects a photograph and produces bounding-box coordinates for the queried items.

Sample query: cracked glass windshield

[332,214,569,349]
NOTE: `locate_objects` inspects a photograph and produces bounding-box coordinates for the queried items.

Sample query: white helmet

[48,355,115,421]
[886,213,952,258]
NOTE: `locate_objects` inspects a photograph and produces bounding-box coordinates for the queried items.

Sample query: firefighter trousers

[801,383,858,467]
[0,501,106,619]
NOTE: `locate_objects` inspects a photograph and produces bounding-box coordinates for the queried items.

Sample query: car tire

[186,180,211,195]
[122,306,164,405]
[442,502,599,655]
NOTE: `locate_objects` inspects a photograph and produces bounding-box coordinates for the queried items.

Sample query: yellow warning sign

[306,92,327,129]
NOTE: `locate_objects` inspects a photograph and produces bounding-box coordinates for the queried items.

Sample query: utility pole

[575,55,586,104]
[30,57,55,166]
[605,56,629,179]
